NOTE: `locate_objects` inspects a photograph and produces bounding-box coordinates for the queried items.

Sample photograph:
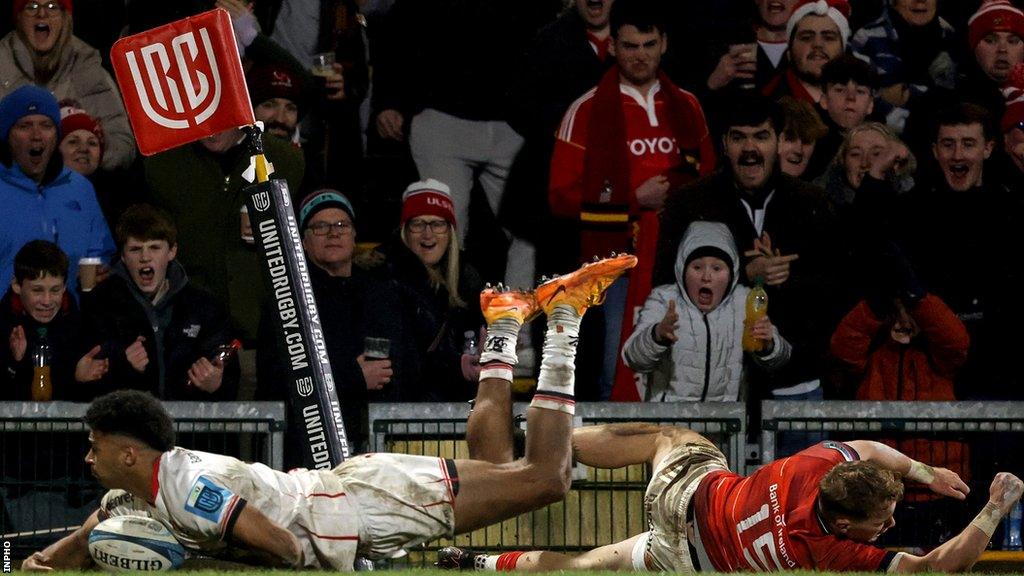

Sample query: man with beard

[650,95,838,413]
[550,0,716,400]
[706,0,801,94]
[763,0,850,106]
[246,62,307,145]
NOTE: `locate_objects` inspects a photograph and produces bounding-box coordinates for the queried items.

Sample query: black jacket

[378,236,483,402]
[655,170,841,394]
[256,263,409,457]
[80,261,238,400]
[0,289,86,401]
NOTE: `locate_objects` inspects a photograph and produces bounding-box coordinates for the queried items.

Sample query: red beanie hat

[59,105,105,156]
[13,0,73,19]
[969,0,1024,51]
[400,179,457,229]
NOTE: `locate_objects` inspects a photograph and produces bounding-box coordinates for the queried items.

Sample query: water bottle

[31,327,53,402]
[1004,501,1022,551]
[463,331,478,356]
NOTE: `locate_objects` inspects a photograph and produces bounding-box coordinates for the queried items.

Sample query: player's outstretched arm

[573,423,708,470]
[229,503,304,568]
[22,509,102,571]
[897,472,1024,573]
[846,440,969,499]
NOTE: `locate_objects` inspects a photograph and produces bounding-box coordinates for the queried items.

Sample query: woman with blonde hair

[821,121,915,209]
[375,179,484,401]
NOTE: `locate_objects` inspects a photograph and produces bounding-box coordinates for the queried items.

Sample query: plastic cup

[79,257,103,291]
[363,337,391,360]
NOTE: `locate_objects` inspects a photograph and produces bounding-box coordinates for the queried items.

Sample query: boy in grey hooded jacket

[622,221,791,401]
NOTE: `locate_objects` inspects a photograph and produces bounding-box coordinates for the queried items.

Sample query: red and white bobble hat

[969,0,1024,51]
[400,178,457,229]
[786,0,852,47]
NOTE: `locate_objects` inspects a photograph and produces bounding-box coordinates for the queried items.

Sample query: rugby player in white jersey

[20,254,638,571]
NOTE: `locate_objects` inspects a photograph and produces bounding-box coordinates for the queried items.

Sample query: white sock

[479,316,520,382]
[531,305,580,414]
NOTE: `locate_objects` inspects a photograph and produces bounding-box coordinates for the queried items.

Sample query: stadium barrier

[762,401,1024,552]
[0,401,286,556]
[3,400,1023,565]
[367,401,747,567]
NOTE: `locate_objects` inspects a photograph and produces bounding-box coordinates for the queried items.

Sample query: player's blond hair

[818,460,904,521]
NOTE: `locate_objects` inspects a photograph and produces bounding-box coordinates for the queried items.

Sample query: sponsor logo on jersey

[184,476,234,522]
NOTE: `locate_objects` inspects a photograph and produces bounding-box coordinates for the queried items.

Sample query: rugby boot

[480,284,540,325]
[535,253,638,316]
[435,546,479,570]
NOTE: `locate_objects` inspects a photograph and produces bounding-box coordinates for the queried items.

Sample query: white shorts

[334,453,459,560]
[641,441,729,572]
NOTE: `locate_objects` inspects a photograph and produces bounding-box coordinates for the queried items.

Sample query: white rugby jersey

[100,447,359,569]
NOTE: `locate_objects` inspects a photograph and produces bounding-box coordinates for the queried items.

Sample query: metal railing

[761,401,1024,550]
[0,401,286,555]
[368,401,746,566]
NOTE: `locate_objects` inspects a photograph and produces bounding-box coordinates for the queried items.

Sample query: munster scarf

[580,66,707,261]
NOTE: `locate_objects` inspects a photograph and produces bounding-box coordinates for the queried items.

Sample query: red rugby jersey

[692,441,899,572]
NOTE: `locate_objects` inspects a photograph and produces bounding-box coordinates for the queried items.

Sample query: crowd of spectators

[2,0,1024,455]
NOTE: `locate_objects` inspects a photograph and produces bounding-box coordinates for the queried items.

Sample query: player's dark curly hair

[84,390,175,452]
[819,461,904,521]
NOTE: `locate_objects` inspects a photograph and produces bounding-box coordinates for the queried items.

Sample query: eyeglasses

[407,219,449,234]
[308,221,354,236]
[23,1,63,14]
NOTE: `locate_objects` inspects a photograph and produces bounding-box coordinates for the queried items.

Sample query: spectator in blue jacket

[0,85,114,296]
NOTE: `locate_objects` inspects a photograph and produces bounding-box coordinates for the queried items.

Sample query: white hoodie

[622,221,791,401]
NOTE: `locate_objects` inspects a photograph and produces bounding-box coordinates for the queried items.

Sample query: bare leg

[573,423,716,470]
[453,255,637,534]
[466,378,514,464]
[467,288,537,464]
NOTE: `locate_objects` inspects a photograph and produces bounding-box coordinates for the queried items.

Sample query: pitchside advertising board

[109,9,350,467]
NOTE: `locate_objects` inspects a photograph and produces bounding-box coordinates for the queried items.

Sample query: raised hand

[125,336,149,373]
[655,300,679,344]
[75,345,109,382]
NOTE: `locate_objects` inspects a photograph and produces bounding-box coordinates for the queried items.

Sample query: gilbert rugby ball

[88,515,186,572]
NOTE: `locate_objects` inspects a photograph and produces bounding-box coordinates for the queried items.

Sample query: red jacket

[830,294,971,492]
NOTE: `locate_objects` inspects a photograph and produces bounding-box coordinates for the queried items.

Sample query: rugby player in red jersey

[440,424,1023,573]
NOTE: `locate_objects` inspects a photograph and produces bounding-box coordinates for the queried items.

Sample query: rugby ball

[88,515,186,572]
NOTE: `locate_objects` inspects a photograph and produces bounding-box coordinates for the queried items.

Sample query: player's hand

[188,357,225,393]
[324,62,346,101]
[75,345,109,382]
[9,324,27,362]
[655,300,679,344]
[989,472,1024,515]
[635,175,671,209]
[376,109,405,141]
[22,551,54,571]
[358,354,393,390]
[928,467,970,500]
[125,336,149,373]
